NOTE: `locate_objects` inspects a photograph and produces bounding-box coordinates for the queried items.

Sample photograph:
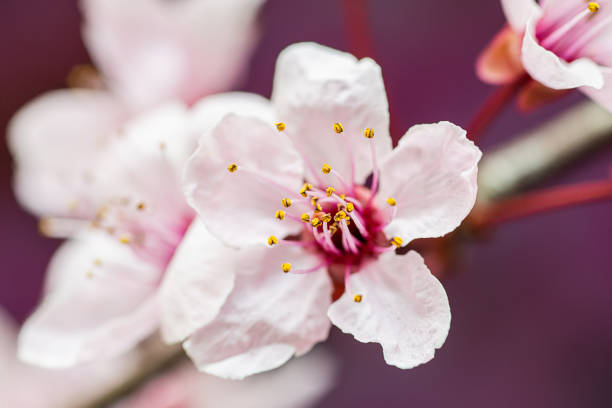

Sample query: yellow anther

[275,210,286,220]
[93,258,102,267]
[136,202,146,211]
[329,225,338,235]
[340,194,346,200]
[267,235,278,246]
[346,202,354,212]
[386,197,397,206]
[86,270,94,278]
[337,203,345,211]
[334,211,348,222]
[282,263,292,273]
[326,187,335,197]
[321,213,332,223]
[354,294,363,303]
[588,2,600,12]
[390,236,403,248]
[281,198,292,208]
[275,122,286,132]
[333,122,344,133]
[299,183,313,197]
[311,217,321,227]
[364,128,375,139]
[315,203,323,212]
[321,163,332,174]
[311,196,319,207]
[227,163,238,173]
[301,213,311,223]
[119,234,131,244]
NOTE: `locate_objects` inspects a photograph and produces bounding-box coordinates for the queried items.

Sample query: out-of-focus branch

[477,101,612,202]
[74,338,185,408]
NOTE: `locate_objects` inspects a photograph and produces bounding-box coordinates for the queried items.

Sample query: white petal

[377,122,481,244]
[184,115,305,247]
[183,244,332,379]
[328,251,450,369]
[7,89,124,218]
[501,0,540,31]
[160,218,236,343]
[18,230,161,368]
[521,13,604,90]
[272,42,392,187]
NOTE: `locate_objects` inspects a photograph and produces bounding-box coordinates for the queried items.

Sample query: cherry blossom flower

[0,308,137,407]
[478,0,612,111]
[9,94,272,368]
[167,42,482,379]
[113,348,336,408]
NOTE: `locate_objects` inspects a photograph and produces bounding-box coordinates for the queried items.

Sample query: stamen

[321,163,332,174]
[321,213,332,223]
[275,210,286,221]
[563,14,612,58]
[354,294,363,303]
[301,213,311,223]
[119,234,131,244]
[267,235,278,246]
[322,221,341,254]
[541,5,596,49]
[364,128,375,139]
[333,122,344,133]
[326,187,336,197]
[227,163,238,173]
[588,2,600,13]
[136,202,146,211]
[311,217,321,227]
[390,236,403,248]
[275,122,286,132]
[281,263,292,273]
[365,128,379,207]
[386,197,397,206]
[281,198,292,208]
[299,183,313,197]
[346,202,354,212]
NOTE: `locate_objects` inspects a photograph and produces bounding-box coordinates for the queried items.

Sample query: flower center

[537,2,612,61]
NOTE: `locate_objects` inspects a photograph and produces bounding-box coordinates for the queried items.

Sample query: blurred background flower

[2,0,612,407]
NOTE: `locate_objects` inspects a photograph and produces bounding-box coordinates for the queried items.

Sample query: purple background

[2,0,612,406]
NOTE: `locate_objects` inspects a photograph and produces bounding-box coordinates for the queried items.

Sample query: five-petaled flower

[163,42,482,379]
[478,0,612,111]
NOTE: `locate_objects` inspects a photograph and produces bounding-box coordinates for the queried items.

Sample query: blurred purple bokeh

[2,0,612,407]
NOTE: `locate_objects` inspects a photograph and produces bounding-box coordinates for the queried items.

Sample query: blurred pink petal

[81,0,266,112]
[501,0,538,31]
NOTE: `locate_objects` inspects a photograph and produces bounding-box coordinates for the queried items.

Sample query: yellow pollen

[321,163,332,174]
[588,2,600,12]
[364,128,375,139]
[329,225,338,235]
[334,211,348,222]
[386,197,397,206]
[321,213,332,223]
[86,270,94,278]
[301,213,311,223]
[315,203,323,211]
[119,234,131,244]
[136,202,146,211]
[299,183,312,197]
[354,294,363,303]
[267,235,278,246]
[275,122,286,132]
[346,202,354,212]
[390,236,403,248]
[281,198,292,208]
[281,263,292,273]
[93,258,102,266]
[311,196,319,207]
[333,122,344,133]
[311,217,321,227]
[275,210,286,220]
[227,163,238,173]
[326,187,335,197]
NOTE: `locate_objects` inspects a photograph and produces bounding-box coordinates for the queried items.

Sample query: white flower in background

[160,42,481,379]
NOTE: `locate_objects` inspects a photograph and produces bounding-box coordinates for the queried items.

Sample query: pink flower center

[259,122,402,300]
[536,1,612,62]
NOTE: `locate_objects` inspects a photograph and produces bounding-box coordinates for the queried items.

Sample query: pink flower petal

[377,122,481,244]
[183,244,332,379]
[184,115,305,247]
[521,13,605,90]
[7,89,125,219]
[160,219,237,343]
[81,0,265,112]
[18,230,160,368]
[328,251,450,369]
[581,67,612,113]
[271,42,392,187]
[501,0,539,31]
